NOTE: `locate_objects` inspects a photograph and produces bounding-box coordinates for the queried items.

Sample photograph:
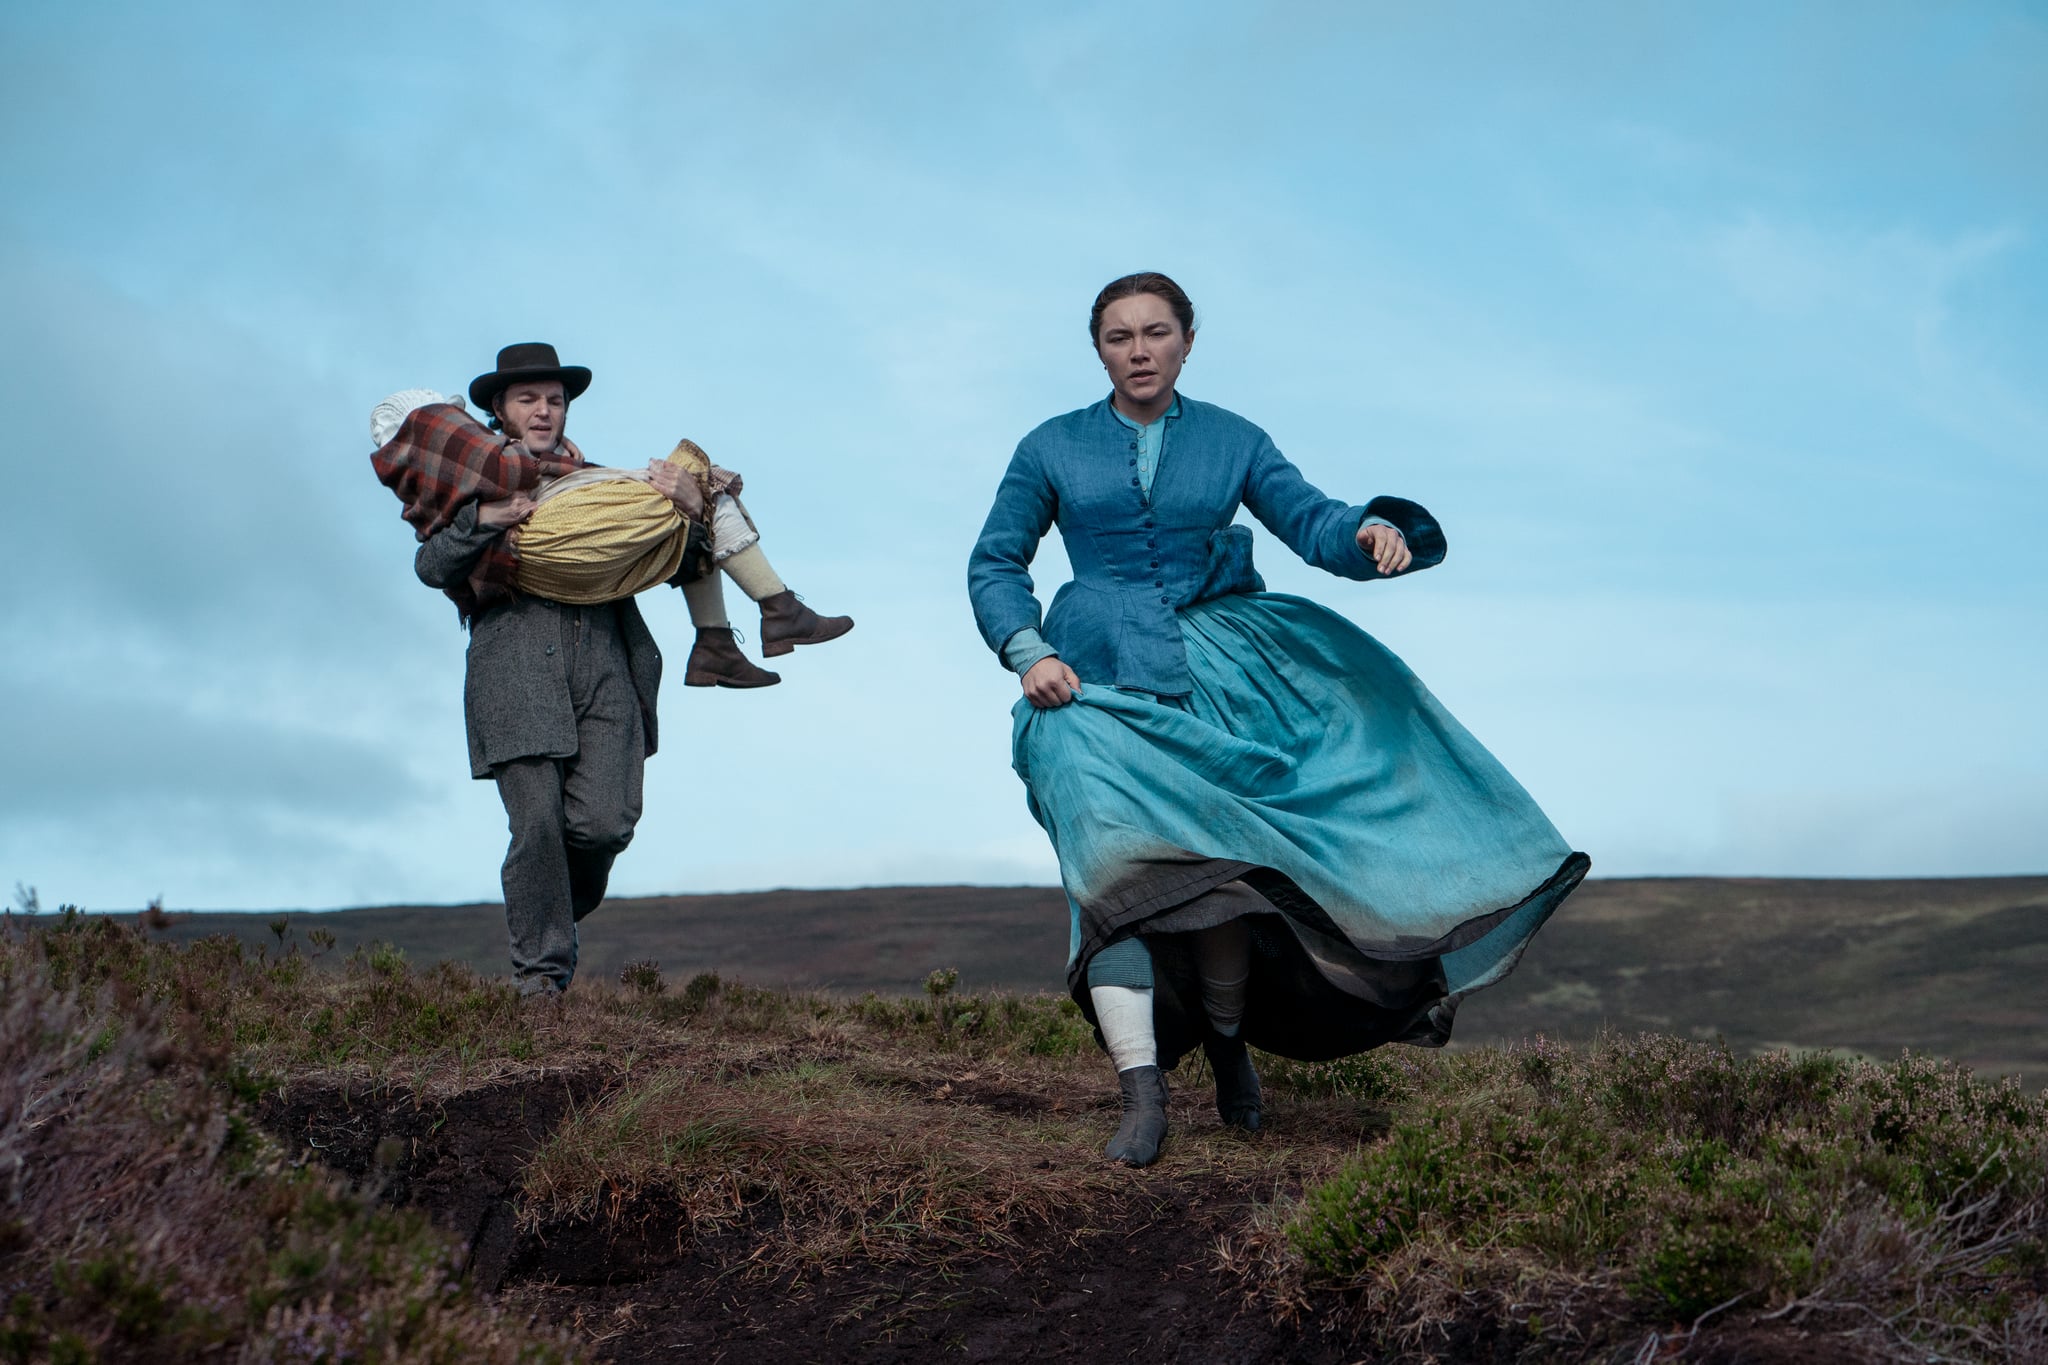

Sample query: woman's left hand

[1358,522,1412,575]
[647,460,706,518]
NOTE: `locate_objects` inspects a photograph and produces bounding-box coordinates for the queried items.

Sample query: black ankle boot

[1104,1064,1169,1166]
[1204,1035,1262,1133]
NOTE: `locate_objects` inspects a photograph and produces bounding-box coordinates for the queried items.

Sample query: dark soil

[254,1066,1364,1361]
[255,1067,616,1290]
[252,1069,1902,1364]
[506,1178,1356,1365]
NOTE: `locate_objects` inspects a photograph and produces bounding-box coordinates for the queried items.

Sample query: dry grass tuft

[522,1058,1100,1269]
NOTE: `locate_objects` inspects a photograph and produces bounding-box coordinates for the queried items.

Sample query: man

[410,342,848,996]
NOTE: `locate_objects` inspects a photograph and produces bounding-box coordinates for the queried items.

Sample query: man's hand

[1357,522,1412,575]
[478,492,537,530]
[1022,656,1083,709]
[647,460,706,518]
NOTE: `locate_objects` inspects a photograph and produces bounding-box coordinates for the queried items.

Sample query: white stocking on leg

[1088,985,1157,1072]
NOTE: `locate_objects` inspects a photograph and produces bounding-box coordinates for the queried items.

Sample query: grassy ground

[5,911,2045,1362]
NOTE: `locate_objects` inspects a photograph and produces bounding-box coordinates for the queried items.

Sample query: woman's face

[1096,293,1192,415]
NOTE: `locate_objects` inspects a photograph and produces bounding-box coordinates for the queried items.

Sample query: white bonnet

[370,389,466,448]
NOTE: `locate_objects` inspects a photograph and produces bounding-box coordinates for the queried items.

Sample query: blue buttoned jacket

[968,394,1446,696]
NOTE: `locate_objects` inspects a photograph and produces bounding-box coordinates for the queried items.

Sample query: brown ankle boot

[684,627,781,688]
[758,590,854,658]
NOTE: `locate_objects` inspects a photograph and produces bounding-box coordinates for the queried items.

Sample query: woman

[968,273,1588,1166]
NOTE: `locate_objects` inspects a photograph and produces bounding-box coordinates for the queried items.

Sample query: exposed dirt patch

[507,1175,1356,1364]
[252,1062,1370,1361]
[256,1067,618,1289]
[1685,1326,1880,1364]
[249,1048,2025,1365]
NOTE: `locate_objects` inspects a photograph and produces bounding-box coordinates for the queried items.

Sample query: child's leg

[709,495,854,656]
[680,562,779,690]
[708,495,785,601]
[681,571,730,629]
[721,545,787,601]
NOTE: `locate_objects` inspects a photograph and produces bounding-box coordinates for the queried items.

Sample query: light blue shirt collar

[1109,394,1182,430]
[1110,394,1180,498]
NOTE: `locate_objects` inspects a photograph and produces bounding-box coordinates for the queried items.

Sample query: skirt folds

[1011,591,1587,1065]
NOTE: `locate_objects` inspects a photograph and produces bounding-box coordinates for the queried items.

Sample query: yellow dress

[512,439,718,603]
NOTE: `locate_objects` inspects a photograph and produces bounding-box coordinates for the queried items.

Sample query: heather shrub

[3,911,545,1075]
[846,986,1092,1058]
[0,949,575,1363]
[1289,1034,2048,1359]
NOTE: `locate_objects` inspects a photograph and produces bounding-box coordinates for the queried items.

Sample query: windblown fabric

[1012,591,1588,1066]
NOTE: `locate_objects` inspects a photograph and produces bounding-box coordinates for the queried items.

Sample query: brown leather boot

[758,590,854,658]
[684,627,781,688]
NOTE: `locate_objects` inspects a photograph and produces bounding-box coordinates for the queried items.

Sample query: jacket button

[1129,442,1138,450]
[545,645,556,655]
[1160,595,1170,604]
[1131,478,1140,487]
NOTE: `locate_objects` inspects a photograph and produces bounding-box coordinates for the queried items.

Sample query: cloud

[0,673,424,821]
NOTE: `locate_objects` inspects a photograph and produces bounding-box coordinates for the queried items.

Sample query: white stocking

[1088,985,1157,1073]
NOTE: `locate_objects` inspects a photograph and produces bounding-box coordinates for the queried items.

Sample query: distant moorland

[105,874,2048,1081]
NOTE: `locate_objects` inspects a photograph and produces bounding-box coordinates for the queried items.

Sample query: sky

[2,1,2043,913]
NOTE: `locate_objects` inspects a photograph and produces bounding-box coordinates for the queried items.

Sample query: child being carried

[370,388,849,689]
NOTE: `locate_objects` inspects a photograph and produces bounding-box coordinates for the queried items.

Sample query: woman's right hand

[1022,657,1083,708]
[477,492,537,530]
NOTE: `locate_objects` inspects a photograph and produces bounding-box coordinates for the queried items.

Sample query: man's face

[495,380,568,450]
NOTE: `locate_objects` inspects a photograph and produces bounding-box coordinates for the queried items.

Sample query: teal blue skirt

[1011,592,1587,1064]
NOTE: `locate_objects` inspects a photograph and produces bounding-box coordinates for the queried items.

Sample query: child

[371,388,848,688]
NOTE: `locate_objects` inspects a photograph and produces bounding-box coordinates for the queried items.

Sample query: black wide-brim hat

[468,341,593,410]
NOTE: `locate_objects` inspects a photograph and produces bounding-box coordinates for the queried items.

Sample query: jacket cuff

[1360,495,1448,575]
[1001,627,1059,675]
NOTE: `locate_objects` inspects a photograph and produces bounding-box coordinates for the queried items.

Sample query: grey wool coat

[416,502,664,778]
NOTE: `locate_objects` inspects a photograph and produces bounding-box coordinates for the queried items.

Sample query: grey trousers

[493,603,645,993]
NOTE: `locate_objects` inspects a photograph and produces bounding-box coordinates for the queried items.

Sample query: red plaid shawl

[370,403,585,621]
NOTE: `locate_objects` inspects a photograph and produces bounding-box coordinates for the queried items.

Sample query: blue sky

[3,1,2043,911]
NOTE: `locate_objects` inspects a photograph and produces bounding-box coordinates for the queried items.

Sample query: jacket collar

[1102,393,1184,428]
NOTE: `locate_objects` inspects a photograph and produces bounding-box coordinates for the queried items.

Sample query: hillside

[129,874,2048,1080]
[6,910,2044,1363]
